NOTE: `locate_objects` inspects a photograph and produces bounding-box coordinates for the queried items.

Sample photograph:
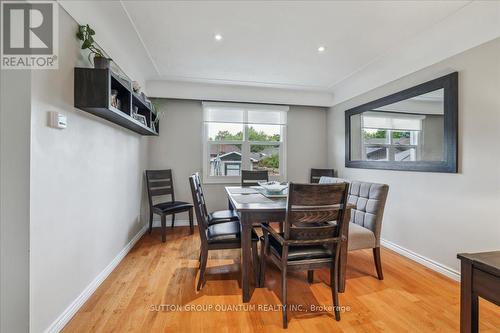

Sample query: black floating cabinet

[74,67,158,136]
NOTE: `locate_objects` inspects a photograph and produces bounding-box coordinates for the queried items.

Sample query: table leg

[460,261,478,333]
[240,212,252,302]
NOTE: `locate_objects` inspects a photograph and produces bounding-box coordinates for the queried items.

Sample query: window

[202,102,288,183]
[361,112,423,161]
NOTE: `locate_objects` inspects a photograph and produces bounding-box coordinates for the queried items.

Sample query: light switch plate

[49,111,67,129]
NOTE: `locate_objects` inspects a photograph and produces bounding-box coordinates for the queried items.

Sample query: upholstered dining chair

[145,169,193,242]
[259,182,350,328]
[319,176,389,280]
[189,174,260,291]
[241,170,268,186]
[310,168,335,183]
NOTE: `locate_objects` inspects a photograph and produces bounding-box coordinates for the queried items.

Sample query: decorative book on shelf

[74,67,158,136]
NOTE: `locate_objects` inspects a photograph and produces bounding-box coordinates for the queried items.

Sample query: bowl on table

[258,181,288,194]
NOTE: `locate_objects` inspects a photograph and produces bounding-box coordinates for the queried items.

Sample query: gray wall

[148,99,328,214]
[28,7,150,332]
[0,70,31,333]
[327,38,500,272]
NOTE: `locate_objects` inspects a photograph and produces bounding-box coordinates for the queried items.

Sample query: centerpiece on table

[258,181,288,197]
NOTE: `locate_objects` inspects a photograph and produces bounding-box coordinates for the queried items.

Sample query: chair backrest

[188,173,208,242]
[193,172,209,217]
[145,169,175,207]
[284,182,349,244]
[310,168,335,183]
[319,176,389,246]
[241,170,268,186]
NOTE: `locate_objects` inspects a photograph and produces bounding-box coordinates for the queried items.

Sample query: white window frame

[202,102,288,184]
[361,129,420,161]
[360,113,423,162]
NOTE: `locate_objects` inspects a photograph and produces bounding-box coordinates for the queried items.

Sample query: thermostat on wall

[49,111,67,129]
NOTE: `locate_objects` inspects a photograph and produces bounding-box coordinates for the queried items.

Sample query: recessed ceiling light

[318,46,326,53]
[214,34,223,41]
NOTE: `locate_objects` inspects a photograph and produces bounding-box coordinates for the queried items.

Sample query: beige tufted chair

[319,176,389,280]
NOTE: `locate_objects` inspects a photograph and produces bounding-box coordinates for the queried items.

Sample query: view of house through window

[349,88,445,163]
[203,102,288,182]
[362,128,419,161]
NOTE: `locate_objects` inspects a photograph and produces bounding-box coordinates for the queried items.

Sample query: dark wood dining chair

[259,182,350,328]
[145,169,193,242]
[241,170,268,186]
[310,168,335,183]
[192,172,239,226]
[189,174,260,291]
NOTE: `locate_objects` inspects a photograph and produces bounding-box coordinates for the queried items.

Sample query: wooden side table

[457,251,500,333]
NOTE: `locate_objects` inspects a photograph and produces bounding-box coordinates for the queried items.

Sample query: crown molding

[330,0,500,106]
[146,80,334,107]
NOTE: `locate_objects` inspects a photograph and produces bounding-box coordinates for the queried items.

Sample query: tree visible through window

[203,102,287,182]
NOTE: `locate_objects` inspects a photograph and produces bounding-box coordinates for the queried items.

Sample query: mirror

[345,73,457,173]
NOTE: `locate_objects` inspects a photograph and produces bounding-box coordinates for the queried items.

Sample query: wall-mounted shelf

[74,68,158,136]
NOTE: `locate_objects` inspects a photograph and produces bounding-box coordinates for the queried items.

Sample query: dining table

[225,185,353,303]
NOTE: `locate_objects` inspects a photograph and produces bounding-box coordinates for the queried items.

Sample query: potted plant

[151,100,164,131]
[76,24,112,69]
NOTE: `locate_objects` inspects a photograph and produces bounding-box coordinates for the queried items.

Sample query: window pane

[209,144,242,176]
[363,129,388,144]
[207,123,243,141]
[394,147,416,161]
[365,146,388,161]
[248,124,281,142]
[250,145,280,176]
[392,131,412,145]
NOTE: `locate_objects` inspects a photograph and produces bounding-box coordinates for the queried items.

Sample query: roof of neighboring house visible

[210,151,257,162]
[210,144,240,155]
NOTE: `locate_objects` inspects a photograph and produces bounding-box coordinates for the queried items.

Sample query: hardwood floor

[63,227,500,332]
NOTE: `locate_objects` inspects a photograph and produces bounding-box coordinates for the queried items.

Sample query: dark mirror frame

[345,72,458,173]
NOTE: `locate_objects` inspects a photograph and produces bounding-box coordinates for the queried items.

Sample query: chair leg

[149,211,153,234]
[198,251,201,268]
[252,241,260,287]
[188,208,194,234]
[197,247,208,291]
[373,247,384,280]
[259,241,266,287]
[331,263,340,321]
[282,267,288,328]
[171,213,175,228]
[161,215,167,242]
[307,270,314,284]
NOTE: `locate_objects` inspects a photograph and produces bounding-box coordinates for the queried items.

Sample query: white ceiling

[121,0,469,90]
[60,0,500,106]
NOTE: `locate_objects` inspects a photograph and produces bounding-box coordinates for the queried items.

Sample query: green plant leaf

[81,40,91,49]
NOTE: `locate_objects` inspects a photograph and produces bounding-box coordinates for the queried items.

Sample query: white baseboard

[381,238,460,281]
[44,225,148,333]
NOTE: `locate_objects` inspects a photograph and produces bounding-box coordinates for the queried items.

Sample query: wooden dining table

[225,186,353,303]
